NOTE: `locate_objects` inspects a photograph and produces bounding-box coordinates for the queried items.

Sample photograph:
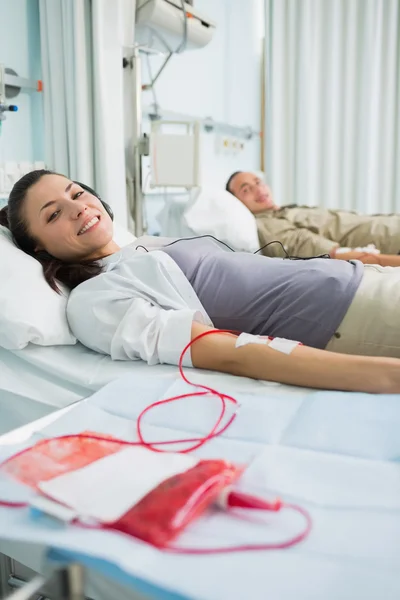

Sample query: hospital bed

[0,341,176,435]
[1,209,399,598]
[0,367,400,600]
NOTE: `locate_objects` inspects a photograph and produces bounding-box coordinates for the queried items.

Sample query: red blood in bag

[1,435,243,550]
[108,460,241,548]
[1,433,124,488]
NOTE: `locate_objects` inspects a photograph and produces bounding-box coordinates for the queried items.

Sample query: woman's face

[23,174,117,261]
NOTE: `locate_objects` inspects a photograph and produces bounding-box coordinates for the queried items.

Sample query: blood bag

[1,433,242,548]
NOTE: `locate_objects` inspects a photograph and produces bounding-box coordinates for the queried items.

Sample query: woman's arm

[190,322,400,394]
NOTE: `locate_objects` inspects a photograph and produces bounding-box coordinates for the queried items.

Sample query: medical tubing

[141,234,331,260]
[0,330,312,552]
[137,329,240,452]
[165,502,313,554]
[73,498,312,554]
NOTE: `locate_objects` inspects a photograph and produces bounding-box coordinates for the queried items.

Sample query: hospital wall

[0,0,44,163]
[137,0,264,233]
[0,0,263,232]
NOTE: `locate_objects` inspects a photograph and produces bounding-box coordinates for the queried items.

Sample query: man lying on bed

[226,171,400,266]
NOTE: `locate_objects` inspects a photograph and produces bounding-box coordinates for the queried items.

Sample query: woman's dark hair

[225,171,242,193]
[0,169,103,293]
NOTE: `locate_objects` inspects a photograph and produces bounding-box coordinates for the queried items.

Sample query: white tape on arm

[235,333,301,355]
[235,333,269,348]
[268,337,301,355]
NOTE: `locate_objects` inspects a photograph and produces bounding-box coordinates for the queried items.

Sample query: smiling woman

[23,173,118,261]
[0,170,120,290]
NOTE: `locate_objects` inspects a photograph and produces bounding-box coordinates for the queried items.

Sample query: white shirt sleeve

[66,275,206,367]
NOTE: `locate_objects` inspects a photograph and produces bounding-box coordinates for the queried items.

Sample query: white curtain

[264,0,400,213]
[91,0,128,227]
[39,0,94,183]
[39,0,128,226]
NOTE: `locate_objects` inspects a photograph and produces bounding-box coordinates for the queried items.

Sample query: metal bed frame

[0,553,85,600]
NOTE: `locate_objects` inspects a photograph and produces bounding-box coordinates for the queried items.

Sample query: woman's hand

[190,322,400,394]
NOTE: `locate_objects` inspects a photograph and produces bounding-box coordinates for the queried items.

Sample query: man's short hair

[225,171,242,193]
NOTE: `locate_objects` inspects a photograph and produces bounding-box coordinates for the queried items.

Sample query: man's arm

[331,248,400,267]
[190,322,400,394]
[256,215,400,265]
[256,215,339,257]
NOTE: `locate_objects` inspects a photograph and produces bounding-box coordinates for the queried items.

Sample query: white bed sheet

[0,375,399,600]
[0,342,176,435]
[0,335,278,435]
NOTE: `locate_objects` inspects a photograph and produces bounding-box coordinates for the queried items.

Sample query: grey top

[162,237,363,349]
[67,237,364,367]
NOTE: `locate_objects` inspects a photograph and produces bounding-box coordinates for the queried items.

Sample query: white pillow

[183,189,260,252]
[0,222,137,351]
[0,226,75,350]
[113,222,137,247]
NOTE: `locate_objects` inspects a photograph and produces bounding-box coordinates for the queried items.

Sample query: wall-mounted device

[150,120,200,188]
[0,63,42,133]
[125,1,216,236]
[135,0,216,53]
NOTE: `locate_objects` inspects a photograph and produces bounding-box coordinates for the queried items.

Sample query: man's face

[229,172,276,214]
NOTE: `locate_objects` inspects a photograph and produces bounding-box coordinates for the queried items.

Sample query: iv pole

[130,46,146,237]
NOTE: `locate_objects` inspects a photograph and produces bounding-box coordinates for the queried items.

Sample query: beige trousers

[325,264,400,358]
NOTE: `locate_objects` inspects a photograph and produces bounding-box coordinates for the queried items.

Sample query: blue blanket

[0,371,399,600]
